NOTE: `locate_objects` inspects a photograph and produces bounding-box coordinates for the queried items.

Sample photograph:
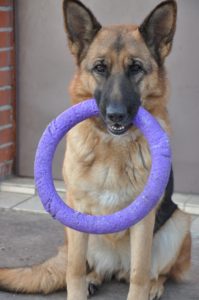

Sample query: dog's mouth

[107,123,132,136]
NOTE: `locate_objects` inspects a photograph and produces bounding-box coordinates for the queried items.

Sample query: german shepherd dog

[0,1,191,299]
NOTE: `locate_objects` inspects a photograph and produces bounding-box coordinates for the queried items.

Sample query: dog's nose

[106,105,127,123]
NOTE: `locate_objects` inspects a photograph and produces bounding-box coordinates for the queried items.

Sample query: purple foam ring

[34,99,171,234]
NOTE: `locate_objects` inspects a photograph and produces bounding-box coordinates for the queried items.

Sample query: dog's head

[63,0,177,135]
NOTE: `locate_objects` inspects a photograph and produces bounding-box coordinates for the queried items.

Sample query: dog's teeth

[111,125,125,131]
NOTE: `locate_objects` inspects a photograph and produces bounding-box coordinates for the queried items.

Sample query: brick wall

[0,0,15,179]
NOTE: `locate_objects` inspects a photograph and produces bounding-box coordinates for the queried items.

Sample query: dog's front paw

[149,277,166,300]
[87,282,99,297]
[86,271,102,297]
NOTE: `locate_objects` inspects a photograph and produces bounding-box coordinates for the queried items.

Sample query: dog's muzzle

[105,102,139,135]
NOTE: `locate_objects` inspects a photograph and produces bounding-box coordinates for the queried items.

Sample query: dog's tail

[0,245,66,294]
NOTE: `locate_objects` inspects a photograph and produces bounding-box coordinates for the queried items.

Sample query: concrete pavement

[0,209,198,300]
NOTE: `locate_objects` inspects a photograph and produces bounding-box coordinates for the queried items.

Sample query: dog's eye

[128,62,144,75]
[93,63,107,75]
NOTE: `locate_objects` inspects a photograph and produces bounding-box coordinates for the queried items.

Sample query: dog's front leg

[127,210,155,300]
[66,227,88,300]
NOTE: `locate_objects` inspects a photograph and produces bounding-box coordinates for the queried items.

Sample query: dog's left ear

[139,0,177,65]
[63,0,101,64]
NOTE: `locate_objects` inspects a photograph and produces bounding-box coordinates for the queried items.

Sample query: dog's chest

[99,191,124,207]
[64,128,151,214]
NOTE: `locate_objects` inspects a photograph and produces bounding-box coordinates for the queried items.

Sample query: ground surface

[0,210,198,300]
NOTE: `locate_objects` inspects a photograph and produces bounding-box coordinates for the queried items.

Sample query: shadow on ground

[0,210,198,300]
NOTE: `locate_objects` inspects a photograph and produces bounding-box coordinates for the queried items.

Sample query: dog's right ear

[63,0,101,64]
[139,0,177,66]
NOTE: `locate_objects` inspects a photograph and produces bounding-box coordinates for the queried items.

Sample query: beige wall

[16,0,199,193]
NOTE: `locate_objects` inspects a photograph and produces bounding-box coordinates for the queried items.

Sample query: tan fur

[127,211,156,300]
[0,1,191,300]
[149,276,167,300]
[170,232,192,281]
[0,246,67,294]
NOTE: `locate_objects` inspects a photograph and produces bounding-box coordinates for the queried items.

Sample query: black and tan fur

[0,1,191,299]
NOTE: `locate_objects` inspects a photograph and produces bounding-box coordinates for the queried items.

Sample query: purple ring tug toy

[34,99,171,234]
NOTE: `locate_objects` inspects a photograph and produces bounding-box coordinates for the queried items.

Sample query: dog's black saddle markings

[154,167,177,233]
